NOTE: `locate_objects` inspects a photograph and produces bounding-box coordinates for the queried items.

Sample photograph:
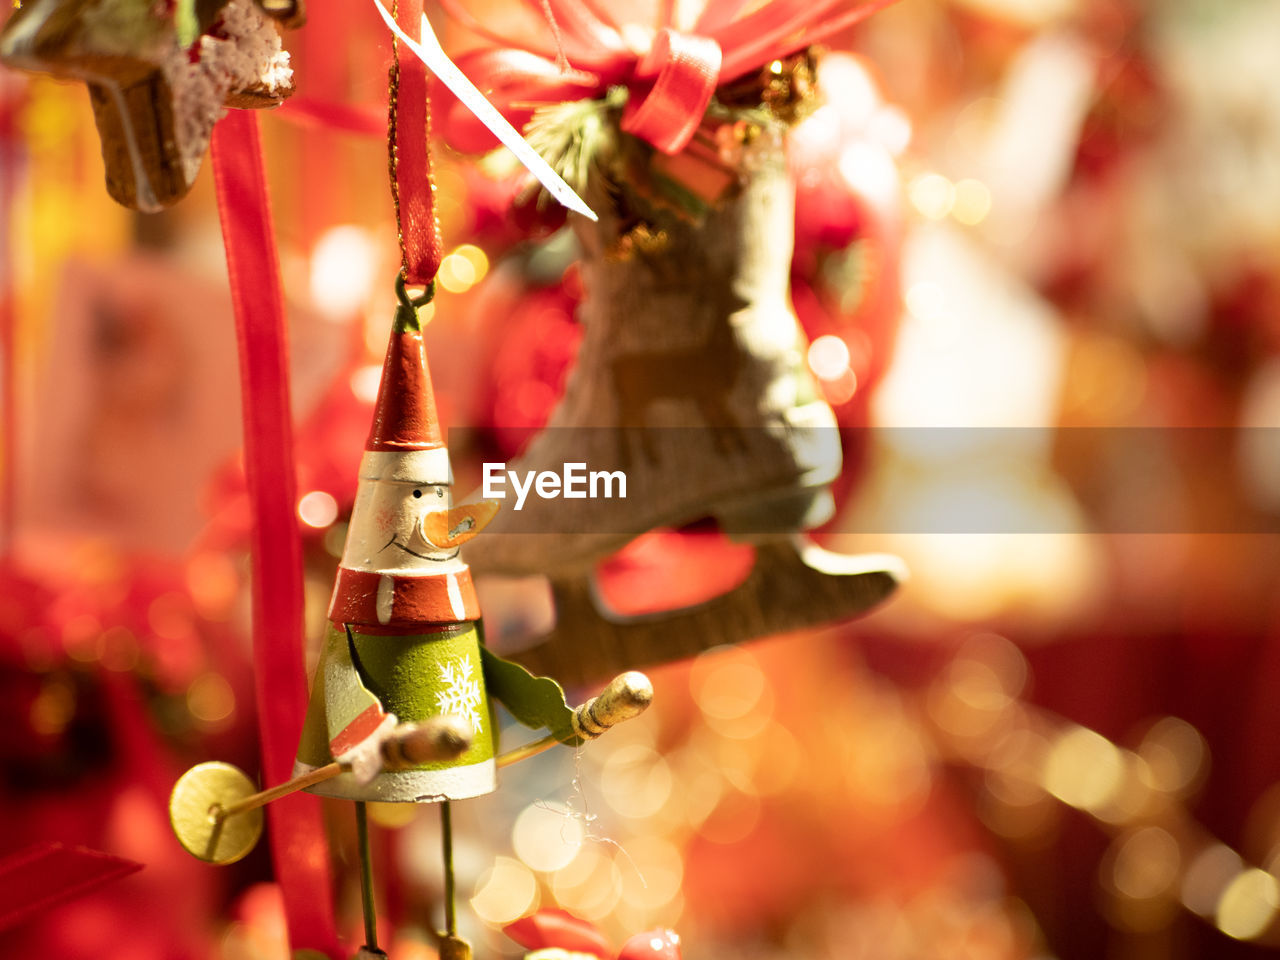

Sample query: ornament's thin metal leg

[441,800,456,936]
[356,801,380,952]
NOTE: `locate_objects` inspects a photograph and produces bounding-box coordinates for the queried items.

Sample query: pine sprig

[523,87,626,196]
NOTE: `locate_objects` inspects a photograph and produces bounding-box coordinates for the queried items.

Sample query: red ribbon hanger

[390,0,443,285]
[211,110,341,958]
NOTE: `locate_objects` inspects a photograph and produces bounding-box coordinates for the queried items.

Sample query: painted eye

[412,489,423,499]
[436,488,445,497]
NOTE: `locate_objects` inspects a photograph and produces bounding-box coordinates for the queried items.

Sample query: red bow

[437,0,899,156]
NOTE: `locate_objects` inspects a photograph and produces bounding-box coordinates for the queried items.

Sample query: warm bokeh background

[3,1,1280,958]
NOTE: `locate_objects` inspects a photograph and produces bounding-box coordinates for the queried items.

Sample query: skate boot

[464,118,904,676]
[464,127,841,576]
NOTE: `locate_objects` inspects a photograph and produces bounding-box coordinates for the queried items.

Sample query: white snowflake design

[435,654,484,736]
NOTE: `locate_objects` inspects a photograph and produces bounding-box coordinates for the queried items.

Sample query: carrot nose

[421,500,500,548]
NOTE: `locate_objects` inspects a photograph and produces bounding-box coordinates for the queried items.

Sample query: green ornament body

[294,621,498,802]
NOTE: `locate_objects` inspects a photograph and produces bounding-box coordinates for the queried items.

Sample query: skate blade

[509,537,907,688]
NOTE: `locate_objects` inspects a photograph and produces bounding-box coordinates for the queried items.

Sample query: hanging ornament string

[388,0,443,286]
[210,110,341,959]
[0,95,22,560]
[1,125,14,559]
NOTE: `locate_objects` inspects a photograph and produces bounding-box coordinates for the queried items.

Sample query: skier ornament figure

[290,281,504,805]
[170,282,653,960]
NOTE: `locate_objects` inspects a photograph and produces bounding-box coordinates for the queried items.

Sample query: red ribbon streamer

[211,110,340,959]
[393,0,443,285]
[0,843,143,933]
[437,0,900,157]
[1,110,17,557]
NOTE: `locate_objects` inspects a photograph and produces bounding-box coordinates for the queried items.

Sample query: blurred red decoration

[617,929,682,960]
[505,908,682,960]
[0,842,142,932]
[435,0,900,156]
[505,908,615,956]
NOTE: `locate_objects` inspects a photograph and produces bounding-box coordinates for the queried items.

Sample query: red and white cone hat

[360,323,452,484]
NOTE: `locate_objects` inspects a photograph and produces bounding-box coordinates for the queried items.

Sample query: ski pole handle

[571,671,653,740]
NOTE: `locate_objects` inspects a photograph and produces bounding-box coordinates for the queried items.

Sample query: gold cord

[387,0,405,275]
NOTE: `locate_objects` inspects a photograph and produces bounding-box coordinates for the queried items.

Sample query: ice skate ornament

[170,283,652,959]
[0,0,296,210]
[474,194,907,690]
[456,112,904,684]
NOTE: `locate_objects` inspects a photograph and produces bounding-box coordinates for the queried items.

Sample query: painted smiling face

[340,451,499,575]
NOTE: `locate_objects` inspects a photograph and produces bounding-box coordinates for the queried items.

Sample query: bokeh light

[1138,717,1208,798]
[349,364,383,403]
[1215,869,1280,941]
[297,490,339,529]
[808,334,852,382]
[601,745,674,821]
[310,225,378,319]
[909,173,956,220]
[1183,845,1244,917]
[470,857,538,925]
[512,801,584,873]
[952,179,992,225]
[551,844,624,920]
[437,245,490,295]
[1043,727,1125,814]
[187,672,235,727]
[1111,827,1180,901]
